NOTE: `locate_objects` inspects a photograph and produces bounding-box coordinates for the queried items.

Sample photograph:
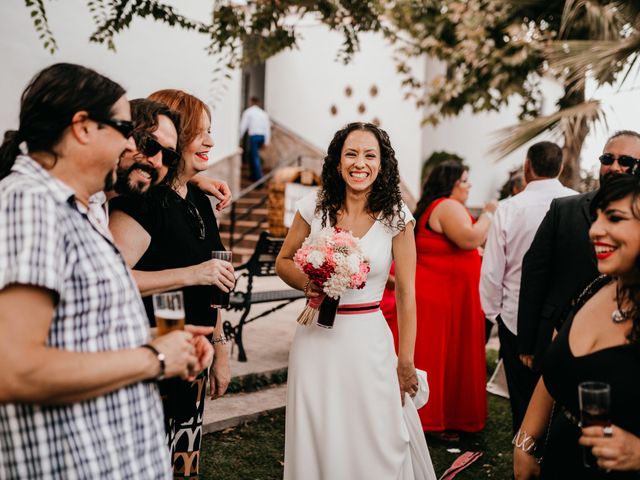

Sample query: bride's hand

[397,361,418,406]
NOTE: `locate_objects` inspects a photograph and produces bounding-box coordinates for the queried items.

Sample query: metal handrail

[228,156,302,250]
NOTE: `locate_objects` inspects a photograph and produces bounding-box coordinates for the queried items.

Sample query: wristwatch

[141,344,166,381]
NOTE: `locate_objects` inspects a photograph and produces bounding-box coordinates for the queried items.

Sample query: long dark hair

[0,63,125,179]
[591,173,640,345]
[318,122,404,231]
[414,159,468,226]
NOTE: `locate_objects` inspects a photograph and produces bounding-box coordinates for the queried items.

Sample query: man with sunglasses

[112,99,232,208]
[112,99,180,197]
[0,63,209,479]
[517,130,640,375]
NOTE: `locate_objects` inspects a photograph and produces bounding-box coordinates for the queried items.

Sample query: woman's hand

[210,345,231,399]
[303,279,324,299]
[513,447,540,479]
[483,200,498,214]
[188,259,235,291]
[579,425,640,471]
[397,361,418,406]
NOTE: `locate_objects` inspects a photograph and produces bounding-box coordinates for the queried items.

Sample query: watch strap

[141,343,166,381]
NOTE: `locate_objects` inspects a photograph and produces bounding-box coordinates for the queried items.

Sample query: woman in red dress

[414,160,496,439]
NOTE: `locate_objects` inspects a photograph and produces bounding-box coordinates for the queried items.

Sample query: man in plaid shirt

[0,63,209,479]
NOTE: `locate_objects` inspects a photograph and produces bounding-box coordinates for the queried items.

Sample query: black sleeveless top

[110,184,225,327]
[540,276,640,479]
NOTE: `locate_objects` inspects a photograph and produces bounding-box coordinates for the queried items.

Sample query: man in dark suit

[517,130,640,373]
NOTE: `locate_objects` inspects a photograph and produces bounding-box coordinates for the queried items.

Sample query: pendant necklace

[612,282,631,324]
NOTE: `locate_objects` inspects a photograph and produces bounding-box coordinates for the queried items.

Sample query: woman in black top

[110,89,235,478]
[514,173,640,479]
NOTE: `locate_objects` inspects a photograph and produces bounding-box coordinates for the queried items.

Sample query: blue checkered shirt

[0,156,171,479]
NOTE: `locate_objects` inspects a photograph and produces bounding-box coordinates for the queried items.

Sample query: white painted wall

[265,22,425,198]
[0,0,241,163]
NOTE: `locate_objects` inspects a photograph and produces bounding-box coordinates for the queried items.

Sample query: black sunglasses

[134,132,181,167]
[92,117,135,139]
[185,200,205,241]
[599,153,639,169]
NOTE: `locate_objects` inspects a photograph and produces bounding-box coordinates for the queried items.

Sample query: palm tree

[493,1,639,187]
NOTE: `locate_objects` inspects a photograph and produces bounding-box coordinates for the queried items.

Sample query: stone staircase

[218,122,325,265]
[218,166,269,265]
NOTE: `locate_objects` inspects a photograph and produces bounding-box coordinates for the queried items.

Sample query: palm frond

[490,100,606,160]
[560,0,627,40]
[546,35,640,86]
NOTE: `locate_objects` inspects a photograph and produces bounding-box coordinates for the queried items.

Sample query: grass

[201,349,512,479]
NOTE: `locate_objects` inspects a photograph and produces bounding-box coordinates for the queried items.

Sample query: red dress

[415,198,486,432]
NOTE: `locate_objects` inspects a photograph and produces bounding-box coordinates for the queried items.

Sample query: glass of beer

[579,381,611,468]
[152,291,185,335]
[211,250,232,308]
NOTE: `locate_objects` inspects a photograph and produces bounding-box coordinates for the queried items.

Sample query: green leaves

[24,0,57,54]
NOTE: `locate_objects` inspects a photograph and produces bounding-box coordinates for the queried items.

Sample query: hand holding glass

[579,381,611,468]
[153,291,185,335]
[211,250,232,308]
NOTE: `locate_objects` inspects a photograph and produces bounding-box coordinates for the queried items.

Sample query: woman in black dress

[514,173,640,479]
[109,90,235,478]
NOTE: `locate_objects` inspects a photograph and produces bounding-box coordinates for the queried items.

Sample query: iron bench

[223,231,305,361]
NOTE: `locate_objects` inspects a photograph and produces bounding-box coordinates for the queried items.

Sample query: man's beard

[103,168,116,192]
[114,162,159,196]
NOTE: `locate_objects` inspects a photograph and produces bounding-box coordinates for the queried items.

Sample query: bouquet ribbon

[296,293,327,326]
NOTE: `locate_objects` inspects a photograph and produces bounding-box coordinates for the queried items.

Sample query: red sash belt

[336,301,381,315]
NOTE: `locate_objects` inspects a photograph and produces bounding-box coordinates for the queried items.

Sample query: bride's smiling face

[338,130,381,193]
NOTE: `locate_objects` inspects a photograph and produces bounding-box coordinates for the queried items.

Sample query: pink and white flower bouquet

[293,226,370,328]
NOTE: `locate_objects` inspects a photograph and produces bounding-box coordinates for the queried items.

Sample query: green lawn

[201,349,513,479]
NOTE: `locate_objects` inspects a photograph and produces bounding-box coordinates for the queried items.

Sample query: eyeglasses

[92,117,135,139]
[599,153,639,169]
[134,132,181,166]
[185,200,205,240]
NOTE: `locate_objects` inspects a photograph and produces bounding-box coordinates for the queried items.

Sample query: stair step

[219,232,260,242]
[202,384,286,433]
[235,197,267,207]
[230,246,256,257]
[231,207,268,216]
[219,219,269,229]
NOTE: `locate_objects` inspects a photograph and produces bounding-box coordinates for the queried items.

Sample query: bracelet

[512,429,542,462]
[141,344,166,381]
[303,279,311,296]
[212,334,228,345]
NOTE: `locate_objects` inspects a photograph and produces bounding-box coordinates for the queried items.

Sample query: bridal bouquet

[293,226,370,328]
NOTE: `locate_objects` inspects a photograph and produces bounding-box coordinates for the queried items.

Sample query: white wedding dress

[284,193,437,480]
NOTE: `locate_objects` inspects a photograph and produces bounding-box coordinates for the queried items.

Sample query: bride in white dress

[276,123,436,480]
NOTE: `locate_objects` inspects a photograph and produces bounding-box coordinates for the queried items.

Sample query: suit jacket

[516,190,599,366]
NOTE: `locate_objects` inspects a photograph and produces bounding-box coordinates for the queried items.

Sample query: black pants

[497,318,540,435]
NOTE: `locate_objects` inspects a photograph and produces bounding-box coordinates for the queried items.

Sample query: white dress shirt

[480,178,578,335]
[239,105,271,144]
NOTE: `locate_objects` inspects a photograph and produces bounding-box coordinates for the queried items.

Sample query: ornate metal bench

[223,231,305,361]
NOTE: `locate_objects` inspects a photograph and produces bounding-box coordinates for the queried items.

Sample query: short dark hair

[607,130,640,143]
[250,96,260,104]
[130,98,180,141]
[526,141,563,178]
[0,63,125,179]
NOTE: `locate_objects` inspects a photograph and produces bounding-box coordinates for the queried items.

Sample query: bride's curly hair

[317,122,405,232]
[591,173,640,345]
